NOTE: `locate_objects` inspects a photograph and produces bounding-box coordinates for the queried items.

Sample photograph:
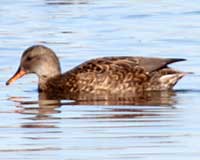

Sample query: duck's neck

[38,72,61,92]
[37,61,61,92]
[38,77,48,92]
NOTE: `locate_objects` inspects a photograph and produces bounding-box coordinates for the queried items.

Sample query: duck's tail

[159,72,187,89]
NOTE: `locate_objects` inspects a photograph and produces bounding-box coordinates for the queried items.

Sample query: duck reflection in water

[9,89,177,126]
[39,89,177,106]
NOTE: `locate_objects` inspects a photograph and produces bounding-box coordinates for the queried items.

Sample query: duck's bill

[6,68,26,85]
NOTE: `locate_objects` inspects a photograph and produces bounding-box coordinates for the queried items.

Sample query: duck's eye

[27,57,32,61]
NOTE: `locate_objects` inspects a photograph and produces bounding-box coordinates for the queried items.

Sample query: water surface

[0,0,200,159]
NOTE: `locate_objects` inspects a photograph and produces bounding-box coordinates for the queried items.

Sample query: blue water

[0,0,200,159]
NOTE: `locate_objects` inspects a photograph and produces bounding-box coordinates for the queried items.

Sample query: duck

[6,45,187,100]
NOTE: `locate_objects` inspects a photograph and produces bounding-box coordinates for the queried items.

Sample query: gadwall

[6,45,186,100]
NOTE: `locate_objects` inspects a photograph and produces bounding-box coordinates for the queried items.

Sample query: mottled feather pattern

[72,57,148,94]
[46,56,185,98]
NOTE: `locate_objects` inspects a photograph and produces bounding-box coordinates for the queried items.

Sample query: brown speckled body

[6,45,186,100]
[44,56,185,99]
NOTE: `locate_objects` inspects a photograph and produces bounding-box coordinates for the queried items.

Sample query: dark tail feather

[139,57,186,73]
[166,58,186,65]
[154,58,186,73]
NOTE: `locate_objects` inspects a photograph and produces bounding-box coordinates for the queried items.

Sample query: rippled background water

[0,0,200,159]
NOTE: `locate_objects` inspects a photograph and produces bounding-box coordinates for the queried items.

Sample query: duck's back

[47,56,186,97]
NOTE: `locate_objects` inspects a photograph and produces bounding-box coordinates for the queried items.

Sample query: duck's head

[6,45,61,86]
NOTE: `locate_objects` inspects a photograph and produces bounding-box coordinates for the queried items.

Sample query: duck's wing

[136,57,186,72]
[62,56,186,93]
[71,57,143,75]
[72,56,186,74]
[67,57,148,93]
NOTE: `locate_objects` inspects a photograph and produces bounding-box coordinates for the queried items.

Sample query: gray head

[6,45,61,86]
